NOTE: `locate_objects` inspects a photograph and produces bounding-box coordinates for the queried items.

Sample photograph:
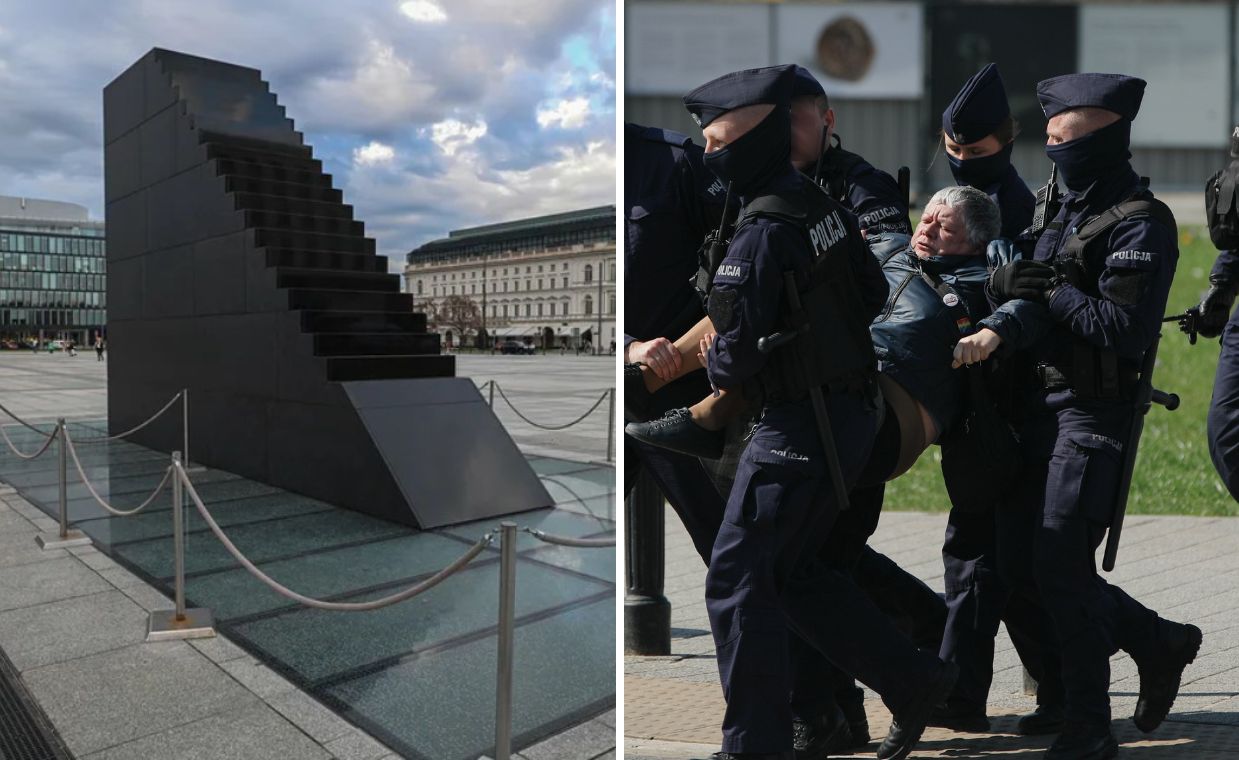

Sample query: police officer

[623,122,729,561]
[942,63,1035,239]
[684,64,956,760]
[789,66,912,236]
[932,62,1066,736]
[984,73,1202,759]
[1196,133,1239,500]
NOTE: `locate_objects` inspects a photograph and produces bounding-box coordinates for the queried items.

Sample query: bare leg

[689,390,746,430]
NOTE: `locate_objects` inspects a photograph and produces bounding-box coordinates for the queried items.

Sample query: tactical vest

[1041,184,1177,399]
[730,180,877,404]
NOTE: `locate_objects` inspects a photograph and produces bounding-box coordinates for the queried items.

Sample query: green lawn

[884,226,1238,516]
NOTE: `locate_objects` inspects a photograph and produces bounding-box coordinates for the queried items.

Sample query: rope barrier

[494,383,608,430]
[0,423,59,460]
[63,429,173,517]
[523,527,615,548]
[176,462,493,611]
[0,400,55,437]
[71,391,184,444]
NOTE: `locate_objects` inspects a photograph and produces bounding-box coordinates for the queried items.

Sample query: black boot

[1133,622,1203,733]
[625,407,725,459]
[792,704,852,760]
[835,686,870,747]
[927,701,990,733]
[624,363,652,422]
[1044,722,1117,760]
[1017,703,1065,736]
[876,661,959,760]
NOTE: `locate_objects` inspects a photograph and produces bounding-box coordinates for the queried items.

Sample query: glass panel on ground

[0,425,614,760]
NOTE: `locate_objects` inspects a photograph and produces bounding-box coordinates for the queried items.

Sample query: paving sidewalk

[625,511,1239,759]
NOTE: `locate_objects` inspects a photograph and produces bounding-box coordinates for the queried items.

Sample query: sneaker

[876,661,960,760]
[625,407,725,459]
[1133,622,1203,732]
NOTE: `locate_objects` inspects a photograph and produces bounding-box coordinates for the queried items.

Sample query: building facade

[405,206,616,351]
[0,196,106,348]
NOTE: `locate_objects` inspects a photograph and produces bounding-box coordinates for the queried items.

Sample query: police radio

[1031,163,1062,238]
[694,182,734,299]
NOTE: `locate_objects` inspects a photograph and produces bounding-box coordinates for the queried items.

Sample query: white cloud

[399,0,447,23]
[353,141,396,166]
[429,118,488,156]
[536,98,590,129]
[301,40,439,132]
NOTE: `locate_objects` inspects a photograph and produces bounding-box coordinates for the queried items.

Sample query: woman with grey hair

[629,184,1012,480]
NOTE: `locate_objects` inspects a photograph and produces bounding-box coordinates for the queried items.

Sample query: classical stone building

[404,206,615,351]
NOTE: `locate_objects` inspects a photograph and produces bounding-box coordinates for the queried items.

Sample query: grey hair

[924,185,1001,247]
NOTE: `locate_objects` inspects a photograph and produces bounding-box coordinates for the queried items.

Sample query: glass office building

[0,196,106,348]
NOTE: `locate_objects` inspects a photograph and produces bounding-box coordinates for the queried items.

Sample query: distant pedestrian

[95,337,105,361]
[67,340,76,357]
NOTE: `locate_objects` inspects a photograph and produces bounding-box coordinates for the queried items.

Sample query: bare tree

[435,294,482,345]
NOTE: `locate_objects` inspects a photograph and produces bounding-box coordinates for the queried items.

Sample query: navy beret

[792,65,825,99]
[1037,73,1146,121]
[683,64,798,128]
[942,63,1009,146]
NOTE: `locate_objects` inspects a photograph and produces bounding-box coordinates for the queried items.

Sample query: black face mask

[1045,118,1132,193]
[702,107,791,197]
[948,141,1013,190]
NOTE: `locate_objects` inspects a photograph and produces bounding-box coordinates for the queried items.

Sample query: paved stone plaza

[0,351,615,760]
[625,511,1239,758]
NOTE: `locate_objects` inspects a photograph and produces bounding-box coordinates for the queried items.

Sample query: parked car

[500,340,535,355]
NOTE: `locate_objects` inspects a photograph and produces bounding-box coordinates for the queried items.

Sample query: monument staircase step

[205,141,322,173]
[325,354,455,382]
[254,228,375,254]
[264,248,387,273]
[244,210,363,237]
[214,158,333,188]
[276,267,400,293]
[287,288,412,312]
[312,333,441,357]
[197,129,313,160]
[300,310,427,334]
[233,193,354,220]
[225,176,341,203]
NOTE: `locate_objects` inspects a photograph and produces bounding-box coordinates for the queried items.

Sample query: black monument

[103,48,551,528]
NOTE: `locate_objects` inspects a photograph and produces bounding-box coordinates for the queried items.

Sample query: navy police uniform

[623,123,728,561]
[988,74,1200,755]
[791,66,912,236]
[937,63,1062,724]
[685,65,951,758]
[1205,248,1239,499]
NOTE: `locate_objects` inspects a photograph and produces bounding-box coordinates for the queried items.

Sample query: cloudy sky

[0,0,615,272]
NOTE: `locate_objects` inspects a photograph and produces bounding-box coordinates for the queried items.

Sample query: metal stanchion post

[624,468,670,654]
[606,388,615,463]
[147,451,215,641]
[489,380,496,409]
[493,521,517,760]
[36,418,91,550]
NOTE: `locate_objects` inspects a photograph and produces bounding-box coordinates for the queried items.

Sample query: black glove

[988,260,1057,305]
[1196,278,1238,339]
